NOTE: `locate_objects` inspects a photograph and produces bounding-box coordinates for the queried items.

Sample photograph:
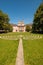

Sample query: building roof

[18,21,24,24]
[11,21,26,27]
[11,24,17,26]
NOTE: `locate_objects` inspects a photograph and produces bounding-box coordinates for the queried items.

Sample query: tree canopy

[26,24,32,32]
[0,10,13,33]
[32,3,43,33]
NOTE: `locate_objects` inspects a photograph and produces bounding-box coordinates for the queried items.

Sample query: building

[12,21,26,32]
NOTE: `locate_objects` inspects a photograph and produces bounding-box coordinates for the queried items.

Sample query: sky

[0,0,42,24]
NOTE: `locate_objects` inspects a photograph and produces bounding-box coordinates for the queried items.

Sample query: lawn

[0,32,31,36]
[0,39,19,65]
[23,36,43,65]
[0,32,31,40]
[0,32,43,65]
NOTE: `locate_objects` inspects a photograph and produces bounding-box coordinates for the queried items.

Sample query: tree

[0,10,13,33]
[26,24,31,32]
[32,3,43,33]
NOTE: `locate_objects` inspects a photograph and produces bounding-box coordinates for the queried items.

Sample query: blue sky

[0,0,42,24]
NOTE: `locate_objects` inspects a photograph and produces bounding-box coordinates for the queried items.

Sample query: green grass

[23,38,43,65]
[0,32,43,65]
[0,32,31,36]
[0,32,31,40]
[0,39,19,65]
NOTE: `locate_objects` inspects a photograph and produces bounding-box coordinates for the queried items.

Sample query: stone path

[15,38,24,65]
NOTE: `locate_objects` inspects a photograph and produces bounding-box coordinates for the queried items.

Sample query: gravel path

[15,38,24,65]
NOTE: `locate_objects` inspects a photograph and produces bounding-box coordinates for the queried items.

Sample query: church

[12,21,26,32]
